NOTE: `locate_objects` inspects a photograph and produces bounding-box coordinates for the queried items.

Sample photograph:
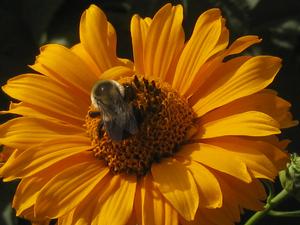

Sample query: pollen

[85,75,196,176]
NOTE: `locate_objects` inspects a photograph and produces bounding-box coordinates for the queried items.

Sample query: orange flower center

[85,75,196,176]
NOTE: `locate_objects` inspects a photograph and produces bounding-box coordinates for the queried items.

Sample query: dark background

[0,0,300,224]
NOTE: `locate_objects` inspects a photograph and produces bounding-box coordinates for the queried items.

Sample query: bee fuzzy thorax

[85,75,196,176]
[91,80,124,109]
[90,79,137,141]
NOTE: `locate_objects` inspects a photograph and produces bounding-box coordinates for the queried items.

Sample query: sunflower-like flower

[0,3,298,225]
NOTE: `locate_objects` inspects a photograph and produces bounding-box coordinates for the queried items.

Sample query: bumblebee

[90,80,138,141]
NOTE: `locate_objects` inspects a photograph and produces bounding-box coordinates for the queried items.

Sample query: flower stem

[244,189,290,225]
[268,210,300,217]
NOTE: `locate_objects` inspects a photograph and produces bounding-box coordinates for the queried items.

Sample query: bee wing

[104,116,124,141]
[123,105,138,135]
[103,95,138,141]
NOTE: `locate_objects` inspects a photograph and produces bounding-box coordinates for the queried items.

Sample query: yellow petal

[107,21,117,56]
[203,137,279,180]
[71,43,102,78]
[0,117,84,150]
[164,201,179,225]
[196,208,235,225]
[35,44,98,95]
[183,55,223,100]
[180,211,215,225]
[151,158,199,221]
[181,21,229,97]
[184,35,260,99]
[197,111,280,138]
[57,210,75,225]
[0,136,91,180]
[216,173,266,211]
[218,201,240,224]
[70,174,120,225]
[35,159,109,218]
[126,212,138,225]
[187,161,222,208]
[198,90,298,129]
[143,4,184,81]
[217,19,230,52]
[202,178,241,224]
[118,57,134,70]
[135,175,178,225]
[225,35,262,56]
[256,135,290,150]
[1,102,61,124]
[29,62,89,102]
[13,177,47,217]
[0,147,17,174]
[2,74,88,125]
[80,4,122,72]
[188,56,249,106]
[1,101,91,128]
[16,207,34,223]
[12,153,94,217]
[181,208,225,225]
[99,66,135,81]
[177,143,252,183]
[131,15,151,75]
[193,56,281,117]
[173,8,226,92]
[92,175,136,225]
[225,136,288,171]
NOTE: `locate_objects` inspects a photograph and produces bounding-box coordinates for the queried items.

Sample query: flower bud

[279,153,300,201]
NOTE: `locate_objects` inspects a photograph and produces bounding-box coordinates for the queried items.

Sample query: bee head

[91,80,124,109]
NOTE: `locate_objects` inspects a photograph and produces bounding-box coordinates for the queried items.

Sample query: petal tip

[205,8,222,18]
[88,4,101,11]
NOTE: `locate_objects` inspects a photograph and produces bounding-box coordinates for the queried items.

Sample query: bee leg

[89,111,101,118]
[97,121,104,138]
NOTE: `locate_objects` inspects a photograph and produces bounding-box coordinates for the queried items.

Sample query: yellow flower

[0,3,298,225]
